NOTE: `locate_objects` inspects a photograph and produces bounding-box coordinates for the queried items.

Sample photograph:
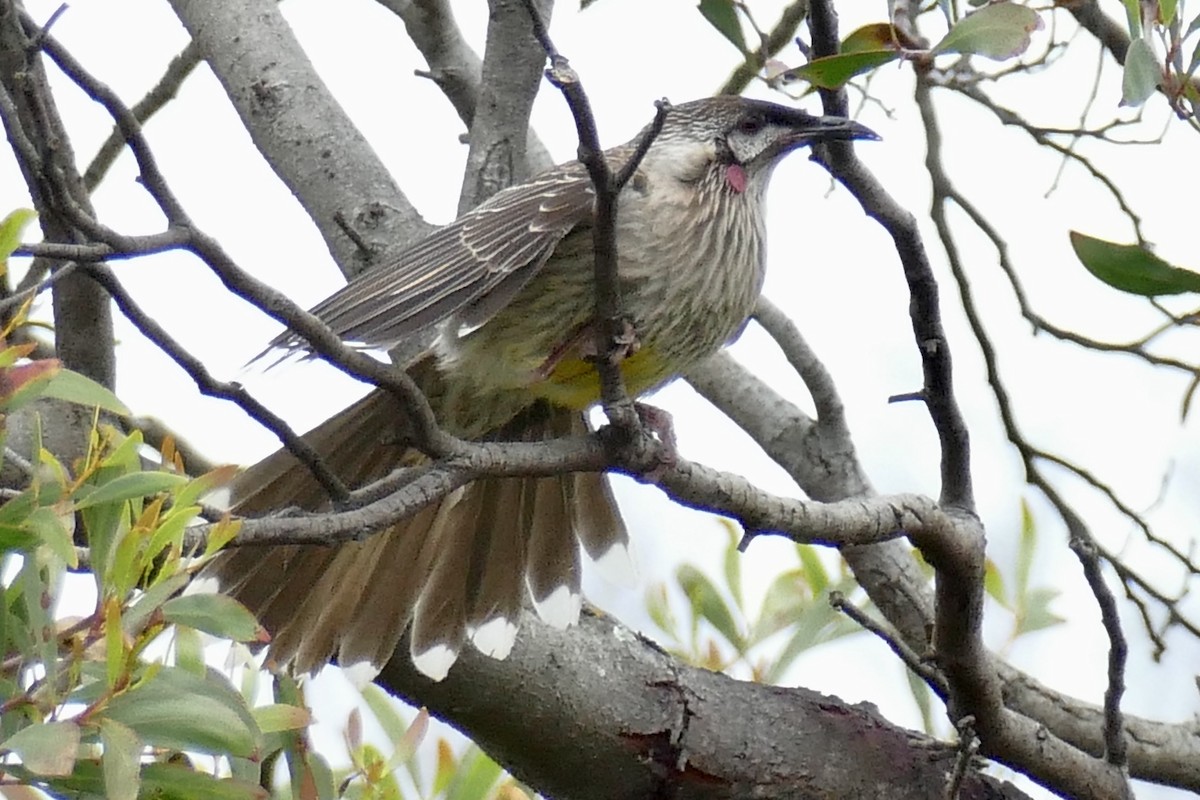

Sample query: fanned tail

[201,382,631,681]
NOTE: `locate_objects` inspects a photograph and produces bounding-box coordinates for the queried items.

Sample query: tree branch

[167,0,434,277]
[376,0,554,172]
[456,0,551,213]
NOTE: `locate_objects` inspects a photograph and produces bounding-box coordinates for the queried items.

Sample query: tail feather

[231,390,404,514]
[465,477,526,658]
[278,543,370,672]
[409,487,477,679]
[525,476,582,628]
[338,504,439,668]
[570,470,635,586]
[204,384,631,681]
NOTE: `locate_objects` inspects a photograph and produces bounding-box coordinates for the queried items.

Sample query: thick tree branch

[377,607,1033,800]
[0,9,114,390]
[167,0,434,277]
[376,0,554,172]
[455,0,551,213]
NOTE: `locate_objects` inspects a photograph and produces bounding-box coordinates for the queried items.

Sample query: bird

[205,96,878,682]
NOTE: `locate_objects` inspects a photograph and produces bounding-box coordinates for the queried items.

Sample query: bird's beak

[794,116,880,146]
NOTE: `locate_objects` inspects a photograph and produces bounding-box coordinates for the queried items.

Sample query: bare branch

[82,41,202,192]
[83,263,350,504]
[456,0,552,213]
[377,0,554,173]
[167,0,433,277]
[519,0,666,440]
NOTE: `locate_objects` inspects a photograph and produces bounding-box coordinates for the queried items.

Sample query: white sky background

[4,0,1199,797]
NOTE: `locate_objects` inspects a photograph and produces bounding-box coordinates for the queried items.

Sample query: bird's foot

[634,402,677,482]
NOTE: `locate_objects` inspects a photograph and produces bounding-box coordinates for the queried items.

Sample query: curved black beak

[797,115,880,145]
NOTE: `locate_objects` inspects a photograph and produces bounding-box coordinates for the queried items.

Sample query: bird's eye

[738,118,762,134]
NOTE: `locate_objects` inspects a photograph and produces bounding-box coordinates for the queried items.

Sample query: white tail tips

[471,617,518,660]
[410,643,460,682]
[589,540,638,588]
[532,585,582,630]
[341,661,382,690]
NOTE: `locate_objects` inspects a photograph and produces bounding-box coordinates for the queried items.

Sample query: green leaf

[161,592,266,643]
[19,552,61,698]
[123,571,190,634]
[752,569,805,642]
[361,684,412,747]
[37,368,129,415]
[0,523,39,552]
[1160,0,1178,26]
[0,486,38,527]
[444,745,503,800]
[1,360,62,412]
[103,665,260,756]
[203,516,242,558]
[721,522,743,610]
[933,3,1043,60]
[676,564,743,652]
[762,585,861,683]
[25,506,76,567]
[1015,498,1036,601]
[174,624,206,675]
[983,557,1009,609]
[796,544,830,595]
[1069,231,1200,295]
[1121,0,1142,37]
[842,23,900,53]
[252,703,312,734]
[303,751,337,800]
[138,762,269,800]
[644,583,678,640]
[1121,37,1160,106]
[1016,587,1065,635]
[1,720,81,776]
[172,464,238,511]
[0,208,36,262]
[74,471,187,510]
[99,718,141,800]
[144,503,198,565]
[697,0,747,54]
[779,50,900,89]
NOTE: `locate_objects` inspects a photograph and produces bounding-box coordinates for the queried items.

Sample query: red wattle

[726,164,747,193]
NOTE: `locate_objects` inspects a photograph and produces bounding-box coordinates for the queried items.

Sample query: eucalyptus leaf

[933,3,1043,60]
[1121,37,1160,106]
[1,720,80,776]
[697,0,747,54]
[1069,231,1200,295]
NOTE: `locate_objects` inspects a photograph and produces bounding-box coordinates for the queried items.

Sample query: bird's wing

[275,162,597,353]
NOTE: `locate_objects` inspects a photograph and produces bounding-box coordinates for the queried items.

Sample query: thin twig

[82,41,202,192]
[81,263,350,505]
[518,0,670,455]
[830,591,948,696]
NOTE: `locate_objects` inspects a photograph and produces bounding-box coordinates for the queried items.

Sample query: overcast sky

[5,1,1199,797]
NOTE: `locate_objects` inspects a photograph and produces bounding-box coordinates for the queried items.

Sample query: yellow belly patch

[533,347,671,410]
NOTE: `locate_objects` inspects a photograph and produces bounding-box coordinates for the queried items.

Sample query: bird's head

[647,96,878,195]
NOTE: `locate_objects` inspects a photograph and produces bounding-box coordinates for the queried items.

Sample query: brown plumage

[205,97,878,680]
